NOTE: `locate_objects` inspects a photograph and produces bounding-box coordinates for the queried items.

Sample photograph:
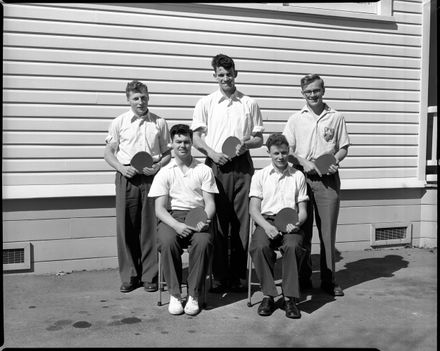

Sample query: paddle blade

[131,151,153,172]
[273,207,298,233]
[184,207,208,230]
[314,153,336,174]
[221,136,241,158]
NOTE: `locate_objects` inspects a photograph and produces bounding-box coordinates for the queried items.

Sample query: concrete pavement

[1,247,437,349]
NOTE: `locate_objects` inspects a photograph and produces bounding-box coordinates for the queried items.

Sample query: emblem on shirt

[323,127,335,142]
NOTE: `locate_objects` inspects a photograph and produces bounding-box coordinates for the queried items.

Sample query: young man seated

[148,124,218,316]
[249,133,308,319]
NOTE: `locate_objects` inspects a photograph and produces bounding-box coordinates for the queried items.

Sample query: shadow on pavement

[298,252,409,314]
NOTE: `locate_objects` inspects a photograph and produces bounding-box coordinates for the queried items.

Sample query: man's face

[301,80,325,109]
[213,66,237,94]
[171,134,192,159]
[268,144,289,170]
[127,90,149,116]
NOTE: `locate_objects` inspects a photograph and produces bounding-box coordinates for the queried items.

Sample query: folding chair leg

[157,251,163,306]
[247,252,253,307]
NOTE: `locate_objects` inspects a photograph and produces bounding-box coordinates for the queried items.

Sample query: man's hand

[327,161,339,175]
[302,159,322,177]
[195,219,211,232]
[286,223,300,233]
[142,163,161,176]
[209,151,231,166]
[120,165,138,178]
[173,222,194,238]
[264,223,281,240]
[236,136,250,157]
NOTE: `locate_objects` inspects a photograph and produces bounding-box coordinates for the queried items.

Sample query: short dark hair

[170,124,193,141]
[125,80,148,98]
[211,54,236,72]
[266,133,289,150]
[300,74,324,90]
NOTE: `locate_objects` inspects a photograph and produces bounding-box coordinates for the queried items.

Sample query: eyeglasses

[302,89,322,96]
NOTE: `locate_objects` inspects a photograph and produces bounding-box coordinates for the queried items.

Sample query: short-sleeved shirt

[282,104,350,160]
[105,109,170,165]
[249,164,309,216]
[148,158,219,211]
[191,89,265,152]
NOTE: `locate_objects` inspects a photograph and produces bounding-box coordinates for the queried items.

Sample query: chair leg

[247,252,253,307]
[157,251,163,306]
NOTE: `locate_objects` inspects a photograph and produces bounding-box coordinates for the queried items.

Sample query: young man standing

[104,80,171,293]
[148,124,218,316]
[283,74,350,296]
[249,134,308,319]
[191,54,264,292]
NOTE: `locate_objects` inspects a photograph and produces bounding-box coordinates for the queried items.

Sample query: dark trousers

[115,172,158,285]
[301,172,341,285]
[206,151,254,283]
[157,210,213,297]
[249,217,305,298]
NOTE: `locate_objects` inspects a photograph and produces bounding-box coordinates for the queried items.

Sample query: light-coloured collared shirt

[191,89,264,152]
[249,164,309,216]
[148,158,219,211]
[283,104,350,160]
[105,109,170,165]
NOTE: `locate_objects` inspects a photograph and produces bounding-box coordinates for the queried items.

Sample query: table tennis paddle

[222,136,241,158]
[273,207,299,234]
[131,151,153,173]
[314,153,337,175]
[184,207,208,231]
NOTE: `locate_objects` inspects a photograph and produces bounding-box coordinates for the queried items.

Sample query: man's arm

[249,197,280,240]
[192,129,231,166]
[104,142,137,178]
[236,132,264,156]
[155,195,193,238]
[289,148,323,177]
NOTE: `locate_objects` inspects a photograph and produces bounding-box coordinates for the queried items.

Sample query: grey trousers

[115,172,158,285]
[157,210,213,297]
[249,217,305,298]
[301,172,341,284]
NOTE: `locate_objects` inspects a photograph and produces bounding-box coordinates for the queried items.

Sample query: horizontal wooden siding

[2,1,424,188]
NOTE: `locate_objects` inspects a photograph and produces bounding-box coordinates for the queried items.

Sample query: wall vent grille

[3,248,25,265]
[3,243,32,271]
[370,223,412,247]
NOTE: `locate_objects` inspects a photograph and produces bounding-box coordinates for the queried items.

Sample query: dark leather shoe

[120,280,139,293]
[143,282,158,292]
[299,279,313,291]
[257,297,275,316]
[284,298,301,319]
[321,283,344,296]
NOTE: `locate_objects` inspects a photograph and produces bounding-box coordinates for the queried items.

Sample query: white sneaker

[168,295,184,315]
[184,295,200,316]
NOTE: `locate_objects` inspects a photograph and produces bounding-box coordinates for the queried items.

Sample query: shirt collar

[170,157,197,168]
[300,103,332,116]
[130,109,152,123]
[269,164,293,177]
[216,89,242,103]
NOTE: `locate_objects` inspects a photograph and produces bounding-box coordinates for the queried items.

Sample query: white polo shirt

[148,158,219,211]
[249,164,309,216]
[105,109,170,165]
[283,104,350,161]
[191,89,265,152]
